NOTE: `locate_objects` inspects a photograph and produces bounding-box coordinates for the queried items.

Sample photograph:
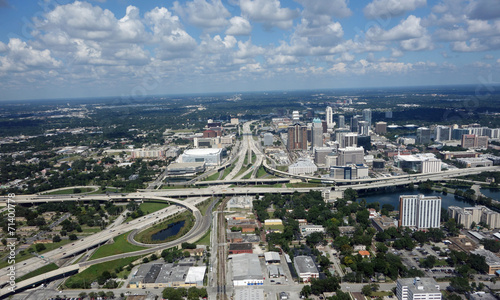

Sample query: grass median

[89,232,147,261]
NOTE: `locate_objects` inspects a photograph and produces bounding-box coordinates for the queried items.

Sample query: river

[359,189,470,209]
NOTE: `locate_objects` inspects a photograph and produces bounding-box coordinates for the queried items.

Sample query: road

[0,196,213,296]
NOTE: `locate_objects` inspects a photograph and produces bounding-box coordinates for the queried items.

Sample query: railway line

[217,197,229,300]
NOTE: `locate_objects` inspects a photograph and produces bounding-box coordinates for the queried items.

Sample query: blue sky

[0,0,500,101]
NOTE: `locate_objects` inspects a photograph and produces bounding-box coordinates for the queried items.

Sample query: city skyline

[0,0,500,101]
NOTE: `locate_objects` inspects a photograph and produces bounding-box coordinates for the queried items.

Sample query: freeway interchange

[1,121,500,298]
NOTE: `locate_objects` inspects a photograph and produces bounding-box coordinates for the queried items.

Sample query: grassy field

[18,263,58,282]
[63,256,140,289]
[89,232,147,260]
[197,199,214,216]
[285,182,322,188]
[256,166,268,178]
[204,171,221,181]
[235,166,250,178]
[221,162,237,179]
[195,229,211,246]
[46,187,94,195]
[138,201,170,214]
[265,224,284,231]
[135,212,194,244]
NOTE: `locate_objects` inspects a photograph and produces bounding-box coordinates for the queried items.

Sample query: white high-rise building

[292,111,300,123]
[397,277,441,300]
[326,107,334,129]
[399,195,441,229]
[312,118,323,148]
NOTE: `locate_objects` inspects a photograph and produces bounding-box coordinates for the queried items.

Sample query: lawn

[204,171,221,181]
[138,201,170,214]
[63,256,140,289]
[18,263,59,282]
[46,187,94,195]
[256,166,268,178]
[221,162,237,179]
[235,166,250,178]
[89,232,147,260]
[285,182,322,188]
[265,224,284,231]
[195,229,211,246]
[197,199,214,216]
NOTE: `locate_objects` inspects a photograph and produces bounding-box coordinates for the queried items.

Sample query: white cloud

[294,16,344,47]
[239,0,299,30]
[267,54,299,65]
[0,38,61,72]
[366,15,425,41]
[364,0,426,19]
[295,0,351,18]
[466,19,492,34]
[145,7,197,59]
[451,39,488,52]
[226,16,252,36]
[234,39,265,61]
[173,0,230,32]
[400,35,433,51]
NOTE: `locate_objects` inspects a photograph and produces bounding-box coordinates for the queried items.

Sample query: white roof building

[288,159,317,175]
[294,256,319,282]
[231,253,264,286]
[184,266,206,286]
[180,148,223,166]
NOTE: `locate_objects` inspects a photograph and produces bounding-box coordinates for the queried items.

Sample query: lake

[359,189,470,210]
[151,220,185,241]
[480,188,500,201]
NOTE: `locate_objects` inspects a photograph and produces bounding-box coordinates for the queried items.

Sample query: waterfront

[151,220,185,241]
[360,189,470,209]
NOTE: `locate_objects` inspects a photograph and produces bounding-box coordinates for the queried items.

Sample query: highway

[0,195,214,297]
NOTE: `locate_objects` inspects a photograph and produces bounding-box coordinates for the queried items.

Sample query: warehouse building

[231,253,264,286]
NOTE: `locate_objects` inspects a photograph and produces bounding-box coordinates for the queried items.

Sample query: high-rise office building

[292,111,300,123]
[362,108,372,126]
[337,146,364,166]
[350,115,362,133]
[326,107,334,129]
[312,118,323,148]
[452,128,470,140]
[399,194,441,229]
[375,122,387,134]
[338,115,345,129]
[358,121,370,136]
[435,126,451,142]
[287,124,308,151]
[343,133,358,148]
[416,127,431,144]
[461,134,488,149]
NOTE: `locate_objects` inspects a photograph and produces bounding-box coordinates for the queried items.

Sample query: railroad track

[217,198,229,300]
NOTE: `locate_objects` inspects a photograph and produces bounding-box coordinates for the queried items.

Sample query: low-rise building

[471,248,500,275]
[456,158,493,168]
[166,162,206,177]
[264,252,281,264]
[396,277,441,300]
[299,225,325,237]
[229,243,253,254]
[371,216,398,232]
[231,253,264,286]
[264,219,283,226]
[294,256,319,282]
[288,159,318,175]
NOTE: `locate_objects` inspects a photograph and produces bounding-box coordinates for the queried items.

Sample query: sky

[1,0,500,101]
